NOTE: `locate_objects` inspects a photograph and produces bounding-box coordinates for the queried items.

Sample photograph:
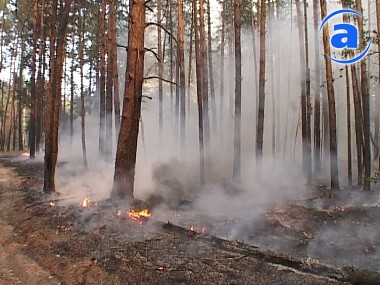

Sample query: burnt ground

[0,156,380,285]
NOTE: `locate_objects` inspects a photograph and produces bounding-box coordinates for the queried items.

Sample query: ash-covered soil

[0,156,379,285]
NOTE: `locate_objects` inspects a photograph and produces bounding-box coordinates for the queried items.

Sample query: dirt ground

[0,156,379,285]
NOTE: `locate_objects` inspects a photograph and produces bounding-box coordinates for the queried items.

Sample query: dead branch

[145,48,161,62]
[117,43,128,50]
[144,76,178,86]
[146,22,178,45]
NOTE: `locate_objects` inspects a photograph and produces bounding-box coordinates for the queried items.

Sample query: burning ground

[1,156,380,284]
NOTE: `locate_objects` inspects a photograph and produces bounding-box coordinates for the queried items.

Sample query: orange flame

[49,201,55,207]
[128,208,151,221]
[189,225,195,231]
[80,197,90,208]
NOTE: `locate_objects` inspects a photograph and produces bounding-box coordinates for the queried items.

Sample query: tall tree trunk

[111,0,146,201]
[346,65,352,185]
[18,35,25,151]
[99,0,106,157]
[351,64,363,184]
[256,0,266,159]
[199,0,210,160]
[30,0,38,158]
[320,0,339,189]
[178,0,186,154]
[44,0,72,194]
[219,0,225,136]
[207,0,217,133]
[194,0,205,185]
[105,0,113,162]
[79,5,88,169]
[36,0,45,152]
[157,0,163,140]
[70,30,74,145]
[376,0,380,172]
[295,0,311,184]
[110,0,120,137]
[355,0,371,190]
[313,0,321,173]
[233,0,241,183]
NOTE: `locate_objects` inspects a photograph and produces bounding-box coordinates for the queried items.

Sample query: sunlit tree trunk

[111,0,146,201]
[376,0,380,171]
[233,0,241,183]
[44,0,72,194]
[69,30,74,145]
[320,0,339,189]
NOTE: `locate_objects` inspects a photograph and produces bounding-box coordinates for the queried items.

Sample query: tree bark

[99,0,106,157]
[313,0,321,174]
[233,0,241,183]
[44,0,72,194]
[157,0,163,140]
[320,0,339,189]
[194,0,205,185]
[376,0,380,172]
[111,0,146,201]
[178,0,186,154]
[207,0,217,133]
[256,0,266,159]
[106,0,114,162]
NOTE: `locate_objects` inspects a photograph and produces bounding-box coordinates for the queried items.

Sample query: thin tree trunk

[79,5,88,169]
[36,0,45,152]
[30,0,38,158]
[194,0,205,185]
[313,0,321,173]
[345,65,352,185]
[376,0,380,171]
[178,0,186,154]
[219,0,225,137]
[256,0,266,159]
[99,0,106,157]
[199,0,210,160]
[320,0,339,189]
[18,35,25,151]
[207,0,217,133]
[351,64,363,184]
[233,0,241,183]
[157,0,163,140]
[106,0,113,163]
[70,30,74,145]
[111,0,146,201]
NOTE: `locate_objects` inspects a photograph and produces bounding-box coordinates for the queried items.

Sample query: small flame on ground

[49,201,55,207]
[80,197,90,208]
[189,225,195,231]
[128,208,151,221]
[20,152,29,157]
[116,210,122,216]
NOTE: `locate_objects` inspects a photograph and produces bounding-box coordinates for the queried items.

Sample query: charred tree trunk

[111,0,146,201]
[320,0,339,189]
[70,30,75,145]
[233,0,241,183]
[256,0,266,159]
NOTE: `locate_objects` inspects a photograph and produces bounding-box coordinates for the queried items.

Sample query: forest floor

[0,154,380,285]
